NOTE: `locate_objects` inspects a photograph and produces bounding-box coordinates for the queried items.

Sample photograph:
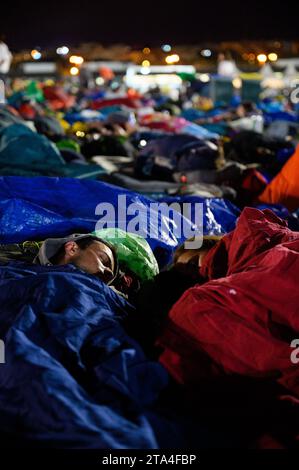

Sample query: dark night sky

[1,0,299,50]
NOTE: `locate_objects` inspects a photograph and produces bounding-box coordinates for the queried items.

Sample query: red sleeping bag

[43,86,75,111]
[158,207,299,397]
[91,97,140,110]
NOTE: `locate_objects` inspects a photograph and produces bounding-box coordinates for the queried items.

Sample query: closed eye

[99,252,112,269]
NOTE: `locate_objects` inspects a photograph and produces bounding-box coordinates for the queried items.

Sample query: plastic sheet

[0,177,195,267]
[94,228,159,281]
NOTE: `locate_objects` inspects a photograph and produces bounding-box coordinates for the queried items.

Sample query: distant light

[56,46,69,55]
[201,49,212,57]
[248,53,256,62]
[199,73,210,83]
[143,47,151,55]
[70,66,79,76]
[165,54,180,64]
[140,67,150,75]
[257,54,267,64]
[31,49,42,60]
[232,77,242,89]
[140,140,147,147]
[268,52,278,62]
[76,131,85,137]
[110,81,120,90]
[95,76,105,85]
[142,60,151,67]
[162,44,172,53]
[69,55,84,65]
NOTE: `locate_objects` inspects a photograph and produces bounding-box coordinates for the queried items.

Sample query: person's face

[236,105,246,118]
[65,241,115,284]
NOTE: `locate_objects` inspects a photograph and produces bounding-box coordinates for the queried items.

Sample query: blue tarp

[264,111,299,124]
[4,177,297,251]
[0,261,173,448]
[63,111,104,125]
[0,177,246,265]
[0,177,196,266]
[182,122,219,140]
[180,109,206,121]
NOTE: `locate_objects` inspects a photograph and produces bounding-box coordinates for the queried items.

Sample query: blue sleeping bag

[0,262,171,448]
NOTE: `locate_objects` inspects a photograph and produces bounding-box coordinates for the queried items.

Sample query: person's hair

[241,101,257,114]
[50,236,117,269]
[173,236,221,265]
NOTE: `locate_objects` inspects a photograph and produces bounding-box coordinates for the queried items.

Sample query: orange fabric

[259,145,299,211]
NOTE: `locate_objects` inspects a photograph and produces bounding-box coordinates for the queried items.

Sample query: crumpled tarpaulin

[0,176,196,267]
[0,177,246,265]
[157,195,240,235]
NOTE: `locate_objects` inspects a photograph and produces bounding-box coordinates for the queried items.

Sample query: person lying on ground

[35,234,118,285]
[0,233,148,298]
[130,211,299,447]
[155,208,299,447]
[127,236,221,357]
[0,234,118,286]
[194,101,259,126]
